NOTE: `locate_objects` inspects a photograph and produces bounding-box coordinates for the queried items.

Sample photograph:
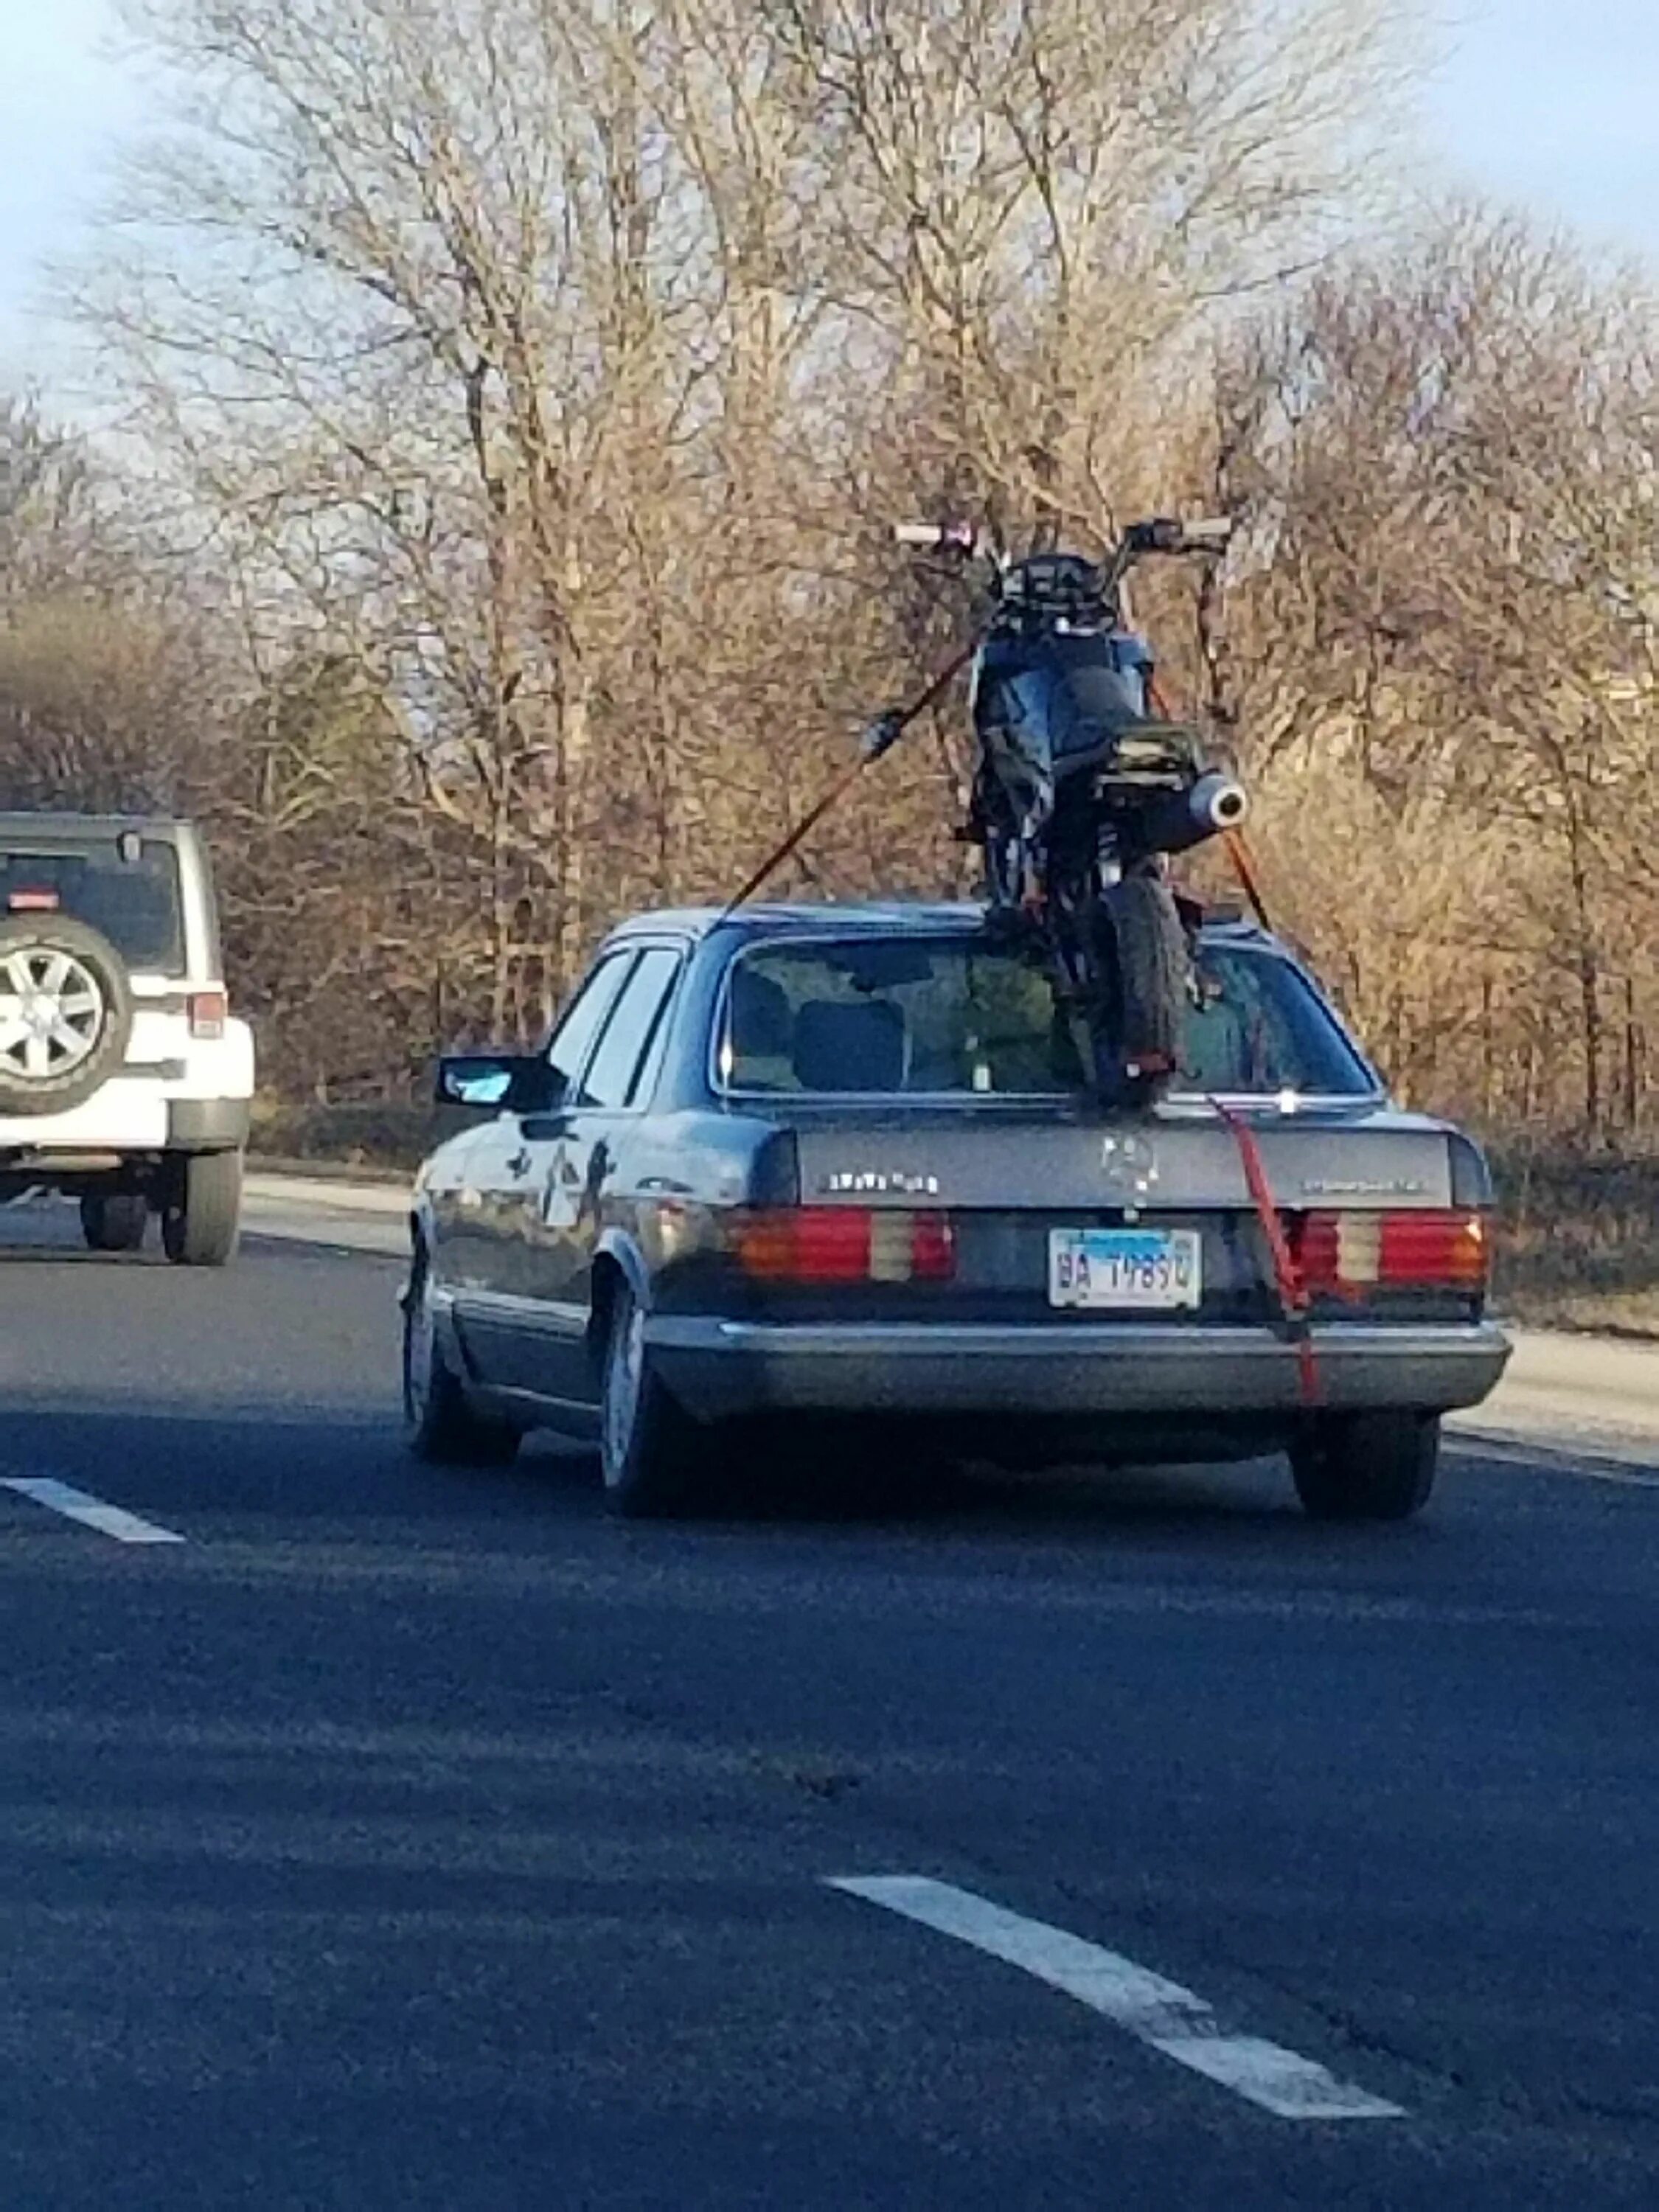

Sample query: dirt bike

[863,515,1247,1107]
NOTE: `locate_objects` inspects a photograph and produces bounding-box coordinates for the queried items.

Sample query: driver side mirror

[434,1052,563,1114]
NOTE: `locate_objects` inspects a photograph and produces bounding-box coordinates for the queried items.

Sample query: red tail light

[731,1207,955,1285]
[1298,1208,1488,1295]
[188,991,228,1040]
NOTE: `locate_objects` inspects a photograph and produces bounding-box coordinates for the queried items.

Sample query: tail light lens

[188,991,228,1040]
[1298,1208,1489,1295]
[730,1207,955,1285]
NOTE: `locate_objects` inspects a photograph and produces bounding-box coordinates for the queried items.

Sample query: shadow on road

[0,1389,1454,1566]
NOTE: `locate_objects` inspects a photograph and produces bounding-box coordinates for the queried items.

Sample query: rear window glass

[0,841,187,975]
[719,936,1374,1099]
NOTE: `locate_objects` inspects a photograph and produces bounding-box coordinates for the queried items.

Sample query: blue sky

[1,0,1657,390]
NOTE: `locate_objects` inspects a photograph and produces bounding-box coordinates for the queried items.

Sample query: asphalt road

[1,1206,1655,2209]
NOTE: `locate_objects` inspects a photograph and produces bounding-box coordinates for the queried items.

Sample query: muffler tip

[1192,772,1248,832]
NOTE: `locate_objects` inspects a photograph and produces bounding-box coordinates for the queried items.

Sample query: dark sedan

[403,903,1509,1517]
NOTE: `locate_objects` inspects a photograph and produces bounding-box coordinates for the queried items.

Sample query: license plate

[1048,1228,1202,1310]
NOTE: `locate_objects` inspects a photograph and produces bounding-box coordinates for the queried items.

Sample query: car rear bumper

[647,1316,1512,1422]
[0,1095,250,1159]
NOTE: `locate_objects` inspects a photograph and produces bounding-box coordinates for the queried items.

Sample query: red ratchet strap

[723,758,866,916]
[1211,1098,1320,1408]
[723,639,980,920]
[1220,827,1273,935]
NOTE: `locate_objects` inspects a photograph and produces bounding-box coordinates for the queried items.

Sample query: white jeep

[0,813,254,1265]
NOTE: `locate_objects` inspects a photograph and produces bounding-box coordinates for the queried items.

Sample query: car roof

[605,900,1277,952]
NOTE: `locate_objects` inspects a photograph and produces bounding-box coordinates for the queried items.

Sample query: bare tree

[29,0,1645,1152]
[1217,211,1659,1136]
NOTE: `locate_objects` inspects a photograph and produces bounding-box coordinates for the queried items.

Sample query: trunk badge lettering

[821,1170,940,1196]
[1300,1178,1428,1197]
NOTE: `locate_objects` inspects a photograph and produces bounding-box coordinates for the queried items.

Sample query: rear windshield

[720,936,1374,1099]
[0,841,187,975]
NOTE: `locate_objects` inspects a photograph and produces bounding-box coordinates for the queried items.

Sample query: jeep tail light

[188,990,228,1040]
[1298,1208,1488,1294]
[731,1207,955,1284]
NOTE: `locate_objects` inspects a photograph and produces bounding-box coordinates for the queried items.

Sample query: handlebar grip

[892,520,980,555]
[1181,515,1234,549]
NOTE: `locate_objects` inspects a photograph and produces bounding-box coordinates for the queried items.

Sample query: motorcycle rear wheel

[1082,873,1189,1108]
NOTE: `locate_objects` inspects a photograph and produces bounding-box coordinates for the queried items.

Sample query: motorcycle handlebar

[1120,515,1232,559]
[891,512,1231,575]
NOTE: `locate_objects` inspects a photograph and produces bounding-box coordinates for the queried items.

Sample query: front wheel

[1082,872,1189,1107]
[1290,1412,1441,1522]
[403,1248,520,1466]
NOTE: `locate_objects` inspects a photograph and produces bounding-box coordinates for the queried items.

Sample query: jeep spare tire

[0,914,134,1116]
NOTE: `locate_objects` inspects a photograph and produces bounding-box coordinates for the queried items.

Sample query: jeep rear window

[720,936,1375,1098]
[0,842,187,975]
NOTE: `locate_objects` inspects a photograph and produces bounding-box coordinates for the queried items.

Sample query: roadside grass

[248,1102,1658,1338]
[250,1098,451,1176]
[1488,1150,1659,1340]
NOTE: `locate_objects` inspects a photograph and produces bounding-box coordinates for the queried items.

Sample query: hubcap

[602,1298,645,1486]
[0,947,105,1081]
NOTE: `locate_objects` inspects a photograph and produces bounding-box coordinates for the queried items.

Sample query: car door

[453,951,636,1388]
[510,942,686,1411]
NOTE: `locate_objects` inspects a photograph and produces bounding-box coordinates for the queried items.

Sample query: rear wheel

[599,1279,709,1517]
[80,1191,150,1253]
[403,1246,519,1466]
[1085,872,1189,1107]
[161,1149,243,1268]
[1290,1412,1440,1522]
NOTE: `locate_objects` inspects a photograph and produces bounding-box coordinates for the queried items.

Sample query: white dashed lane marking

[1,1478,186,1546]
[829,1874,1404,2122]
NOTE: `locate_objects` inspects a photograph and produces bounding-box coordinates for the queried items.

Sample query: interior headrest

[792,999,906,1092]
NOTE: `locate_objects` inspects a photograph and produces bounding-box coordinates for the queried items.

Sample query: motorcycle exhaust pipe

[1137,771,1249,857]
[1192,771,1249,834]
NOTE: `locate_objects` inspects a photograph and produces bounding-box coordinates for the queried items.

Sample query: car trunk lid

[790,1101,1452,1212]
[728,1102,1481,1327]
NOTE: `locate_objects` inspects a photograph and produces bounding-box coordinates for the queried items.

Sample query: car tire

[161,1149,243,1267]
[0,914,134,1118]
[403,1246,520,1467]
[599,1279,708,1518]
[80,1192,150,1253]
[1290,1411,1440,1522]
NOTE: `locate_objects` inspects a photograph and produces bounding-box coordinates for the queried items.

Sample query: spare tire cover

[0,913,136,1118]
